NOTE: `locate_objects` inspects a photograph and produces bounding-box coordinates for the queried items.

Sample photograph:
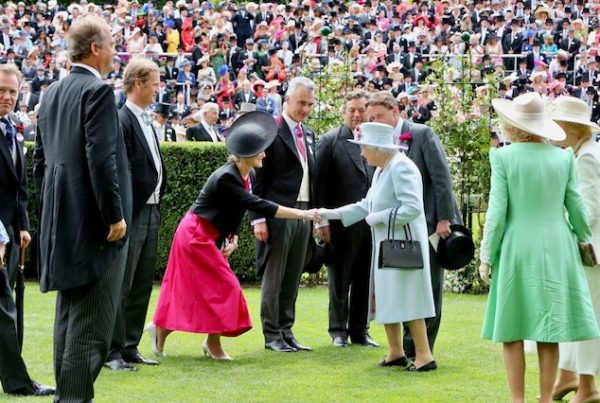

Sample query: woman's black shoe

[378,356,408,367]
[407,360,437,372]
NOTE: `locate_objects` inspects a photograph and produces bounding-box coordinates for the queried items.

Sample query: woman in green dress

[479,92,600,403]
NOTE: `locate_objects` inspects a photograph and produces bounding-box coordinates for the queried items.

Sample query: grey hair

[363,145,398,157]
[286,77,315,98]
[201,102,219,115]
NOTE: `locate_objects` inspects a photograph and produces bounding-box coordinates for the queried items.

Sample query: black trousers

[403,242,444,355]
[260,202,310,343]
[327,221,372,340]
[53,242,127,403]
[0,224,33,394]
[108,205,159,361]
[0,262,33,395]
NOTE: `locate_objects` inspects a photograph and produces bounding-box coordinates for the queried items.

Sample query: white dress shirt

[126,100,163,204]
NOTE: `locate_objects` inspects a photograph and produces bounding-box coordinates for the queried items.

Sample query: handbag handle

[387,207,413,241]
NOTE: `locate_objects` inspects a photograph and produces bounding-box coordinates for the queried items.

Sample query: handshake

[317,208,388,226]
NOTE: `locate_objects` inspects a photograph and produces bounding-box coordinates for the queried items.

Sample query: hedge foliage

[24,141,260,282]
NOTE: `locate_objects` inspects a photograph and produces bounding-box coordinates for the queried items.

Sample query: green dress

[481,143,600,343]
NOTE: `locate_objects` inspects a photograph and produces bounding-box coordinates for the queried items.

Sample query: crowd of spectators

[4,0,600,141]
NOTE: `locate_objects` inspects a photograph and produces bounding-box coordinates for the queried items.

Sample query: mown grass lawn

[7,285,553,402]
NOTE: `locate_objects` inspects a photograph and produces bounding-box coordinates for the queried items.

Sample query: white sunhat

[492,92,566,141]
[349,122,400,149]
[550,96,600,131]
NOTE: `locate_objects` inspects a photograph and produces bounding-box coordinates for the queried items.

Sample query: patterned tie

[1,117,15,155]
[295,124,307,161]
[141,111,152,126]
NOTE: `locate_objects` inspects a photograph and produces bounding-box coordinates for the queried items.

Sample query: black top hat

[303,237,330,274]
[437,224,475,270]
[156,102,172,117]
[226,111,277,157]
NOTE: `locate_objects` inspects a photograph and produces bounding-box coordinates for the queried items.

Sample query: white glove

[317,208,341,220]
[479,262,491,285]
[365,211,387,226]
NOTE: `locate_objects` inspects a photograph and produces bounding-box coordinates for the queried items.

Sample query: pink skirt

[153,212,252,337]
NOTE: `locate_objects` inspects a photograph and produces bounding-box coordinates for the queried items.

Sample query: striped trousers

[53,242,128,403]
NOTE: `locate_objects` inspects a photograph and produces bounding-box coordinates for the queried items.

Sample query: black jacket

[190,161,278,246]
[250,116,316,273]
[34,66,132,292]
[186,123,220,142]
[119,104,167,218]
[0,116,29,235]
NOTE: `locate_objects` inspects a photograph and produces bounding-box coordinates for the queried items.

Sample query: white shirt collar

[72,63,103,79]
[125,99,145,116]
[282,111,301,131]
[394,117,405,133]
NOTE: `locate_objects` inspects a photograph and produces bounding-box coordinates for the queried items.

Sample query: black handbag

[378,207,424,270]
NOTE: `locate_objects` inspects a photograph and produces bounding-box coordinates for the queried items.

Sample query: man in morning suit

[315,90,379,348]
[34,17,132,402]
[366,91,460,359]
[251,77,316,352]
[186,102,221,142]
[105,57,166,371]
[0,64,54,397]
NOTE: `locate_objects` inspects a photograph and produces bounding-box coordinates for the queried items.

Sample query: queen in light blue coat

[319,122,436,372]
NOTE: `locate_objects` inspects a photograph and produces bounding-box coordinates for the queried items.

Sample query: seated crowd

[4,0,600,144]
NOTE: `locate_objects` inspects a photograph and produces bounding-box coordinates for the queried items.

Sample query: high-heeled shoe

[202,342,233,361]
[551,382,578,400]
[144,323,164,357]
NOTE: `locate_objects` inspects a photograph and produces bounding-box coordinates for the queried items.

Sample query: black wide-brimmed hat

[437,224,475,270]
[226,111,277,157]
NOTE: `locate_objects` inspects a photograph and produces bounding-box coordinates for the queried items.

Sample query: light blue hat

[349,122,400,149]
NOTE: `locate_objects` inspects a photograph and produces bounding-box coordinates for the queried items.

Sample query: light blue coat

[337,152,435,324]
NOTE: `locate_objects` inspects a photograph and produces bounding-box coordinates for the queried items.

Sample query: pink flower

[399,132,413,143]
[457,114,466,123]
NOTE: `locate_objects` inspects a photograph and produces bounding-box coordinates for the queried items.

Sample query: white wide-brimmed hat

[550,96,600,131]
[349,122,400,149]
[492,92,566,141]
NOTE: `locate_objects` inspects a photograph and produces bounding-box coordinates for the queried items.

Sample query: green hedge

[25,141,260,282]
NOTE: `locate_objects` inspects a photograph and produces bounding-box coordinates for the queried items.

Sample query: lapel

[283,123,300,160]
[277,115,301,161]
[0,123,18,180]
[200,124,215,141]
[125,105,155,166]
[304,125,316,171]
[400,119,414,156]
[339,125,367,177]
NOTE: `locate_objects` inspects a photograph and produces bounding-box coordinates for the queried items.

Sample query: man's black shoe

[284,337,312,351]
[10,381,55,396]
[123,352,159,366]
[332,336,349,347]
[103,358,138,371]
[351,333,380,347]
[264,339,296,352]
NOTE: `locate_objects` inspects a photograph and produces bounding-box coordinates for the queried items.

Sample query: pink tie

[295,124,306,161]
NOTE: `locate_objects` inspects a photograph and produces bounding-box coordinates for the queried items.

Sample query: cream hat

[492,92,566,141]
[550,96,600,131]
[349,122,400,149]
[237,102,257,116]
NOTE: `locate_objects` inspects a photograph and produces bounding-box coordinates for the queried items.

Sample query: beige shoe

[145,323,165,357]
[202,342,233,361]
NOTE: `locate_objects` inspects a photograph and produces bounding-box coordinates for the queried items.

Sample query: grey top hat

[226,111,277,157]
